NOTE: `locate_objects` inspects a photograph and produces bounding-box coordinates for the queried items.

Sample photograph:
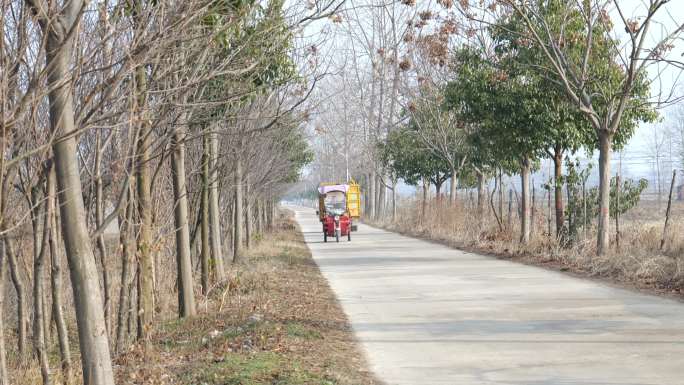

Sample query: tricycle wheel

[335,229,340,242]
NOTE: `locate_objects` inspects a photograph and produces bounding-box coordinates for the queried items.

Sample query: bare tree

[38,0,116,380]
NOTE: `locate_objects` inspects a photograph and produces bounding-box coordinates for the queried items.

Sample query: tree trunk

[267,196,275,231]
[49,171,71,381]
[498,170,504,221]
[128,268,138,337]
[49,87,115,384]
[263,198,269,231]
[200,132,210,294]
[0,170,27,362]
[377,176,385,219]
[255,199,263,235]
[507,189,513,228]
[553,146,565,238]
[94,131,111,337]
[449,167,457,205]
[477,172,485,216]
[41,3,115,382]
[265,197,271,231]
[135,66,154,344]
[233,155,243,262]
[364,175,370,215]
[271,198,277,226]
[615,175,621,251]
[660,170,677,250]
[520,157,531,244]
[369,169,376,219]
[245,174,252,249]
[208,129,224,281]
[597,131,613,255]
[391,179,397,221]
[49,67,115,385]
[421,178,428,221]
[531,183,536,237]
[5,236,27,361]
[171,126,197,317]
[0,242,7,385]
[189,210,201,269]
[34,166,52,385]
[29,183,52,347]
[116,186,135,353]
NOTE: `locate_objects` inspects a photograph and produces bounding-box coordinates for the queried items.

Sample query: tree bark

[34,165,52,385]
[49,170,71,381]
[377,175,385,219]
[233,154,243,262]
[531,183,536,237]
[391,179,397,221]
[135,66,154,344]
[200,132,210,294]
[128,267,138,337]
[116,186,135,353]
[477,172,485,216]
[171,126,197,317]
[94,131,111,337]
[208,128,224,280]
[615,174,621,251]
[5,236,27,361]
[266,196,274,231]
[421,178,428,221]
[498,170,504,221]
[255,199,263,236]
[0,167,26,363]
[49,66,115,385]
[39,2,115,382]
[553,146,565,238]
[660,170,677,250]
[245,175,252,249]
[507,189,513,228]
[449,167,457,205]
[51,73,114,384]
[0,242,8,385]
[369,169,376,219]
[597,131,613,255]
[520,157,531,244]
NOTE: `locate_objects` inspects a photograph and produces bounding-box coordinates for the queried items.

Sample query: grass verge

[114,210,377,385]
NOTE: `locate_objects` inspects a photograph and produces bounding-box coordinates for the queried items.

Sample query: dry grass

[369,199,684,297]
[9,210,377,385]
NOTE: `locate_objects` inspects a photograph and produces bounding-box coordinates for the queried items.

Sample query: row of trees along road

[0,0,337,384]
[372,0,681,255]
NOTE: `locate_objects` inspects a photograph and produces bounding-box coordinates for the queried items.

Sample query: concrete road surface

[292,206,684,385]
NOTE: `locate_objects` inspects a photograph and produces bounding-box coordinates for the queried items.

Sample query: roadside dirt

[114,211,378,385]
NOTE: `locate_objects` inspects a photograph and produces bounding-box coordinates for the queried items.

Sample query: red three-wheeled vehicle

[317,183,360,242]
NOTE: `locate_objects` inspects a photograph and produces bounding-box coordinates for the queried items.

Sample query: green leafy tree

[486,0,663,255]
[489,3,656,243]
[378,128,450,197]
[446,46,553,243]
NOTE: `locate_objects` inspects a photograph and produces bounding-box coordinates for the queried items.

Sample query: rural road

[292,206,684,385]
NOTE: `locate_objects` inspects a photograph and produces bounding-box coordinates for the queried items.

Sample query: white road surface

[292,206,684,385]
